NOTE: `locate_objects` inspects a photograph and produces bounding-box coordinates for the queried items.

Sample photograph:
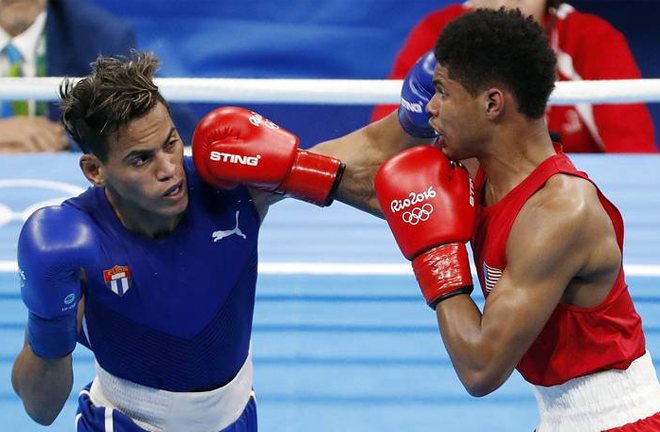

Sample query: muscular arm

[435,177,607,396]
[249,125,477,220]
[310,112,430,216]
[12,337,73,425]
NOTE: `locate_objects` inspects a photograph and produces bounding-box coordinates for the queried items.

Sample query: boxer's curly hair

[434,7,556,119]
[59,51,169,161]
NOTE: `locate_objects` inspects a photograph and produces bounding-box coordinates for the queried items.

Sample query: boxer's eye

[129,154,150,167]
[123,149,153,167]
[164,139,177,152]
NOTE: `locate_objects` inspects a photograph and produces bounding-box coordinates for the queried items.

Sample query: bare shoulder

[507,174,613,277]
[516,174,597,242]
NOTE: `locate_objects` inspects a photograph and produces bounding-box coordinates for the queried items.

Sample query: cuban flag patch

[103,265,132,296]
[483,262,503,293]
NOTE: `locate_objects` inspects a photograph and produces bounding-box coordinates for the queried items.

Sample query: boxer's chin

[437,138,464,162]
[435,137,454,159]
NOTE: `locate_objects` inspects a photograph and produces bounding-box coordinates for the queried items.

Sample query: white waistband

[532,351,660,432]
[89,349,253,432]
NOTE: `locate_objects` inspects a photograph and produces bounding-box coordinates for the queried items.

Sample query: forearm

[434,295,515,397]
[12,342,73,425]
[332,151,384,217]
[311,112,430,216]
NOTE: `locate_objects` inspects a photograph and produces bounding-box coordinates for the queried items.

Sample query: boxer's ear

[80,154,105,187]
[483,87,505,121]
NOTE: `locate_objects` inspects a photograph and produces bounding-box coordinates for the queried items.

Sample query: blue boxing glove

[398,50,438,139]
[18,206,101,359]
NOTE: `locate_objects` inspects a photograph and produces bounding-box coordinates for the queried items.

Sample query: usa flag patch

[103,265,132,297]
[483,262,503,293]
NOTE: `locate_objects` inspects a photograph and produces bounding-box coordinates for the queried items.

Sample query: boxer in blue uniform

[11,52,348,432]
[12,49,424,430]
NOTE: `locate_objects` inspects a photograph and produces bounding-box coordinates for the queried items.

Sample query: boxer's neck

[478,119,555,206]
[105,186,184,239]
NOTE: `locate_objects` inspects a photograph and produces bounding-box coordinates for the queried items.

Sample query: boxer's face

[0,0,47,36]
[427,64,491,161]
[81,101,188,234]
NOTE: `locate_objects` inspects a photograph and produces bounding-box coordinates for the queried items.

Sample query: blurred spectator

[372,0,658,153]
[0,0,197,153]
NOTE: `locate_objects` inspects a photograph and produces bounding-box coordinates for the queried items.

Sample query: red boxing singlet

[471,150,646,386]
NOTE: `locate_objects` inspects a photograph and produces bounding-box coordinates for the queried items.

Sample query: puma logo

[212,211,247,242]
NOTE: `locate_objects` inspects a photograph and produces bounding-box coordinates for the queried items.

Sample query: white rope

[1,77,659,105]
[2,260,660,276]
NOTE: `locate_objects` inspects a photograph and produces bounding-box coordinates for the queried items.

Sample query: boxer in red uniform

[371,8,660,432]
[181,8,660,431]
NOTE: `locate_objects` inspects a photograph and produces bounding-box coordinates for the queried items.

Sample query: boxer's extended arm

[434,176,617,397]
[195,52,442,218]
[310,112,429,216]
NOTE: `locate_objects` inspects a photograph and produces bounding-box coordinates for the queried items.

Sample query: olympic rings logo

[402,203,433,225]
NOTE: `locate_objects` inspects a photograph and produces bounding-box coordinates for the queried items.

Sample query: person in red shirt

[372,0,658,153]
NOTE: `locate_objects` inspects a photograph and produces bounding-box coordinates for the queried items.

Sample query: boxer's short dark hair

[59,51,169,161]
[434,7,556,119]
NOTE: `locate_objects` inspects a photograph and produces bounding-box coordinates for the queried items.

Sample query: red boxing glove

[375,146,475,308]
[192,106,345,206]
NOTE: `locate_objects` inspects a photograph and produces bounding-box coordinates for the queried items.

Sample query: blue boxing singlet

[64,157,260,392]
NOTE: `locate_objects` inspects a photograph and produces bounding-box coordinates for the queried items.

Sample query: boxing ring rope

[0,77,660,104]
